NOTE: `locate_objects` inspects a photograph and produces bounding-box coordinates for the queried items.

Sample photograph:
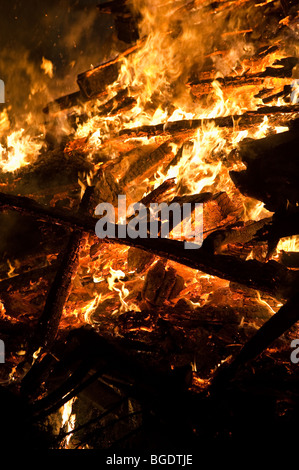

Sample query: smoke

[0,0,114,133]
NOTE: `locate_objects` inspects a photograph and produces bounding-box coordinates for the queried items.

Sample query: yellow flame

[0,128,43,172]
[60,397,77,449]
[83,293,101,324]
[256,292,281,315]
[41,57,54,78]
[7,259,16,278]
[277,235,299,253]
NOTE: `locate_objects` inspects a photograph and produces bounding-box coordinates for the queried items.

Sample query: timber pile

[0,0,298,451]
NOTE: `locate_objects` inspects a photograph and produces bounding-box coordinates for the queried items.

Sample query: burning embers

[0,0,298,450]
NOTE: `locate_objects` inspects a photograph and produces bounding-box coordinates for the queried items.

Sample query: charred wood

[43,91,85,115]
[30,328,191,420]
[279,251,299,268]
[0,191,298,300]
[230,126,299,211]
[261,85,292,105]
[97,1,128,15]
[0,150,92,201]
[93,178,176,261]
[21,186,96,369]
[0,264,58,293]
[211,291,299,388]
[255,207,299,242]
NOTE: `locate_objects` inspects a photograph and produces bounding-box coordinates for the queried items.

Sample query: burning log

[117,106,299,139]
[279,251,299,268]
[139,178,176,206]
[0,149,92,200]
[202,217,272,254]
[254,207,299,244]
[66,89,137,133]
[189,57,299,96]
[0,191,298,300]
[0,264,58,293]
[150,191,242,238]
[22,186,96,368]
[97,0,128,15]
[43,91,85,115]
[44,42,144,113]
[142,260,184,306]
[97,88,136,116]
[75,43,141,100]
[127,247,155,274]
[260,84,292,105]
[120,141,177,187]
[93,178,176,261]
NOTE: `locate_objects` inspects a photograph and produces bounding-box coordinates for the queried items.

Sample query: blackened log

[0,191,298,300]
[92,178,176,260]
[97,0,128,14]
[0,264,58,293]
[114,14,140,43]
[103,230,299,301]
[98,1,140,43]
[23,187,96,364]
[43,91,84,114]
[125,178,176,272]
[211,291,299,388]
[254,207,299,244]
[129,191,237,242]
[0,150,92,199]
[31,328,191,421]
[261,85,292,105]
[157,192,231,237]
[230,127,299,211]
[279,251,299,268]
[66,89,136,130]
[0,191,98,232]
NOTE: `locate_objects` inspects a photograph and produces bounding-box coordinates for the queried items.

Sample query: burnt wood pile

[0,0,299,451]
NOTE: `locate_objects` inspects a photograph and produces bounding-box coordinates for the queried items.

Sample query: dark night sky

[0,0,115,118]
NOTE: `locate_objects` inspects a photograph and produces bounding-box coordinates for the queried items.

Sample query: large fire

[0,0,298,450]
